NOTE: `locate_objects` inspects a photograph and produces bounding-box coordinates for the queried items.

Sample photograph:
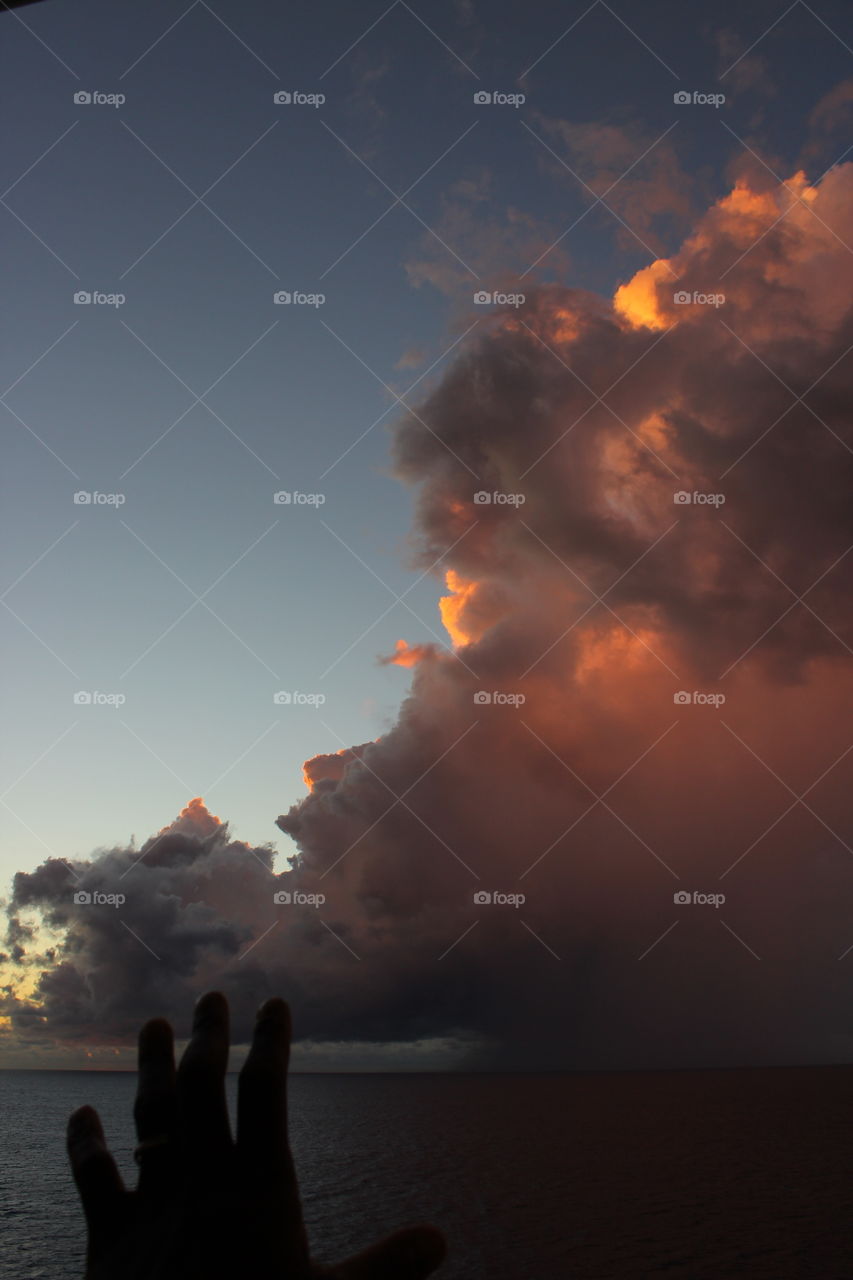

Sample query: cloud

[380,638,436,667]
[531,115,697,256]
[405,172,571,299]
[4,164,853,1068]
[395,345,428,370]
[800,80,853,174]
[715,29,777,102]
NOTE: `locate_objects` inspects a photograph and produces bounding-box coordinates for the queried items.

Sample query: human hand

[67,991,446,1279]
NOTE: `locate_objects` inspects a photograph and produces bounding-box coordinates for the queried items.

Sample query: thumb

[67,1105,125,1232]
[331,1225,446,1278]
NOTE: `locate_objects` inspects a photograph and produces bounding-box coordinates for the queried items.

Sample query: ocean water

[2,1066,853,1278]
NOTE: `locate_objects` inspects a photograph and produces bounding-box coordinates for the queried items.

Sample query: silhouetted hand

[67,992,446,1279]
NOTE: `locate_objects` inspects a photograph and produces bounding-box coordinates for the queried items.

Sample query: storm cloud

[4,164,853,1067]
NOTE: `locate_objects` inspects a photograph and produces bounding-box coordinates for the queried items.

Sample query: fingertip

[192,990,229,1029]
[195,989,227,1011]
[67,1100,94,1152]
[69,1103,97,1125]
[67,1105,108,1169]
[67,1104,99,1144]
[256,997,290,1029]
[138,1016,173,1054]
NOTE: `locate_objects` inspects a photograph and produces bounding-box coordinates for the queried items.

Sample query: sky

[1,0,852,1069]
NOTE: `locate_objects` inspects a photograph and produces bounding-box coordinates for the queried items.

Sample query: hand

[67,991,446,1279]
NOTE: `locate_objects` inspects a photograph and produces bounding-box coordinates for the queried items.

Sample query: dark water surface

[2,1066,853,1278]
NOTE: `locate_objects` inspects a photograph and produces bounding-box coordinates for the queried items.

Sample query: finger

[237,998,309,1267]
[330,1226,447,1279]
[177,991,232,1172]
[237,998,292,1182]
[133,1016,178,1195]
[67,1105,125,1233]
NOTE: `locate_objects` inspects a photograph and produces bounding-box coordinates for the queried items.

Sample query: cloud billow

[5,167,853,1067]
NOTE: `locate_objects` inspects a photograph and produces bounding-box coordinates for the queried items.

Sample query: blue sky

[2,0,851,888]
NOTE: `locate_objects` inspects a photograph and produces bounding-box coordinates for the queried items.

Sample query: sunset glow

[438,569,486,647]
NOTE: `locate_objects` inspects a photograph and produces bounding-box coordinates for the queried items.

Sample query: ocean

[2,1066,853,1278]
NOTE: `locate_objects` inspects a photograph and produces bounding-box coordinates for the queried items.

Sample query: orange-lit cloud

[163,796,221,836]
[6,165,853,1070]
[614,170,834,338]
[302,744,375,791]
[439,569,511,647]
[380,638,433,668]
[613,257,674,331]
[439,570,482,646]
[573,623,665,684]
